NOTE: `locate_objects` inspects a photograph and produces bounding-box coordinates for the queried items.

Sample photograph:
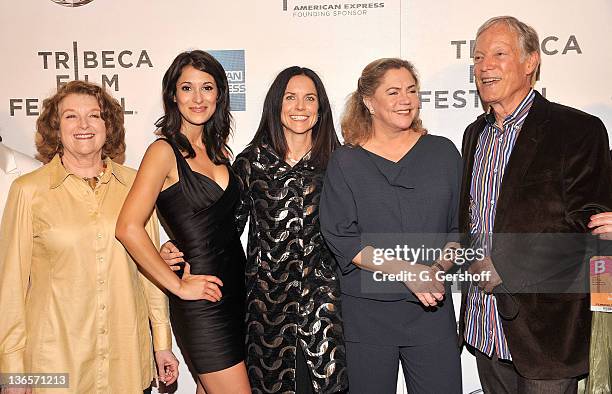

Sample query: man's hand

[588,212,612,241]
[154,349,179,385]
[160,241,185,271]
[468,256,502,293]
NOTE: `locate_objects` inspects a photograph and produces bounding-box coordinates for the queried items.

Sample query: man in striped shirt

[457,16,612,393]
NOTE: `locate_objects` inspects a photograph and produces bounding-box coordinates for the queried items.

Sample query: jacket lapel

[493,91,551,232]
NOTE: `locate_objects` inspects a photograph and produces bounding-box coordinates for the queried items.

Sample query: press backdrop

[2,1,610,393]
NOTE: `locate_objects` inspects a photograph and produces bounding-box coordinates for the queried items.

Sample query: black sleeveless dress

[155,138,246,374]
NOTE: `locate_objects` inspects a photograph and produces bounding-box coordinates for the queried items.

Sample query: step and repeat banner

[1,1,610,393]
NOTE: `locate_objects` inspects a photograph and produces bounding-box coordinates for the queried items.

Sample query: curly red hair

[35,80,125,163]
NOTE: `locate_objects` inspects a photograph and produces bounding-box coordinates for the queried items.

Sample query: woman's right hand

[160,241,184,271]
[403,263,445,307]
[177,263,224,301]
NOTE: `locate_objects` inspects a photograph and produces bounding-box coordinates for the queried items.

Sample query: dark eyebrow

[178,81,215,86]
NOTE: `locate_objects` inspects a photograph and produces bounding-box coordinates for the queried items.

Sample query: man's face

[473,23,537,113]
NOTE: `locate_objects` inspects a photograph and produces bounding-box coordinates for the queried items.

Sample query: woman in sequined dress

[234,66,347,394]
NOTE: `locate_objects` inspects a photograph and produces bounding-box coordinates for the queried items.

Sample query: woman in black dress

[319,58,462,393]
[234,67,347,394]
[116,50,250,394]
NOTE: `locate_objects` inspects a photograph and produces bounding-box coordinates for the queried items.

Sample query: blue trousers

[345,336,462,394]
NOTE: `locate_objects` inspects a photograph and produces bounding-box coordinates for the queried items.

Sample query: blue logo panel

[209,50,246,111]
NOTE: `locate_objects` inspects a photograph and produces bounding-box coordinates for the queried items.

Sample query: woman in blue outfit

[117,50,250,394]
[319,58,462,394]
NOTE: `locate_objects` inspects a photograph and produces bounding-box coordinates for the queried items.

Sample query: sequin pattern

[233,144,347,393]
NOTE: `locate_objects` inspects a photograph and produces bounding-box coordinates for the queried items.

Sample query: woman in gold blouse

[0,81,178,394]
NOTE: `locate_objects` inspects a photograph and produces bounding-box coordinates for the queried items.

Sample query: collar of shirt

[259,142,315,179]
[48,154,127,189]
[0,143,18,175]
[485,89,535,131]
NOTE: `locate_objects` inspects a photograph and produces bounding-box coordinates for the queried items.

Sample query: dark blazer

[459,91,612,379]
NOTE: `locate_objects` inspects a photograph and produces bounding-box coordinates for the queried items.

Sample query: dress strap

[154,137,222,211]
[155,137,192,181]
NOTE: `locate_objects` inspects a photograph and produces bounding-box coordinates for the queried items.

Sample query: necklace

[83,168,105,190]
[60,157,106,190]
[286,148,311,166]
[286,157,300,164]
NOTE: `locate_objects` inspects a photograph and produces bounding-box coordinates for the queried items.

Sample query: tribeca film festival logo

[9,41,153,117]
[420,34,582,110]
[283,0,385,17]
[50,0,95,7]
[8,46,247,117]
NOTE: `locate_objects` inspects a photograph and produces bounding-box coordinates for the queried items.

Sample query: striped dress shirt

[464,89,536,360]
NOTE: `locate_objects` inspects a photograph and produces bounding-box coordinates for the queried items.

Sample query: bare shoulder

[146,139,175,158]
[140,139,175,167]
[137,139,180,190]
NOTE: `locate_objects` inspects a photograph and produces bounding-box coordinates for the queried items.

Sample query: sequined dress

[233,143,347,393]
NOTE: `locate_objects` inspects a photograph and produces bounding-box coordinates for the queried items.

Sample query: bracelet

[432,262,446,273]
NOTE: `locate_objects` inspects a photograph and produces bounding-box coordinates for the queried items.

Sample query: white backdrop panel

[1,1,610,393]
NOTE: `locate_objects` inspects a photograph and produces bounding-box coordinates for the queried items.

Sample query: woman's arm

[319,154,444,306]
[0,180,34,374]
[232,154,252,236]
[138,211,172,350]
[138,212,179,385]
[116,141,222,301]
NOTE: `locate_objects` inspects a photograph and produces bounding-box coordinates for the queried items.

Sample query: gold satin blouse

[0,154,172,393]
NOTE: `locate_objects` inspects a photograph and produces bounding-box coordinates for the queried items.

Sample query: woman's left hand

[154,349,179,385]
[588,212,612,241]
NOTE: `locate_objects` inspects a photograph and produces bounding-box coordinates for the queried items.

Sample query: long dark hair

[249,66,339,169]
[155,50,232,164]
